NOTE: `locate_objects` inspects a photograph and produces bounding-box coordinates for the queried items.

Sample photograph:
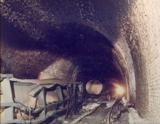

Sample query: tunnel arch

[1,20,136,102]
[1,0,136,104]
[1,0,160,122]
[78,22,136,102]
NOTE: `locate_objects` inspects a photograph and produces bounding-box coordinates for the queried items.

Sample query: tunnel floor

[50,97,147,124]
[56,101,129,124]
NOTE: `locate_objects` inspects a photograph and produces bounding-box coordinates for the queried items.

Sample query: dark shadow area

[0,0,131,88]
[1,18,123,87]
[0,0,131,41]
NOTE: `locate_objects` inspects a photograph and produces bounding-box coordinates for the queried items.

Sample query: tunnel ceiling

[1,20,123,83]
[0,0,130,41]
[0,0,129,84]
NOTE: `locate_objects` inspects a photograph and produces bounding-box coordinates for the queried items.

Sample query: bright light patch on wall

[113,83,125,97]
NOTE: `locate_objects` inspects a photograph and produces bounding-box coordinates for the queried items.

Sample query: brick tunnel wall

[125,0,160,121]
[110,0,160,121]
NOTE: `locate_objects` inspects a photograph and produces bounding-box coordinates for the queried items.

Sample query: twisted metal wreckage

[1,74,85,123]
[0,74,133,124]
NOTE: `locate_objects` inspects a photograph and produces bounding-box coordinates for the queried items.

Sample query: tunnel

[1,19,127,97]
[1,0,160,123]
